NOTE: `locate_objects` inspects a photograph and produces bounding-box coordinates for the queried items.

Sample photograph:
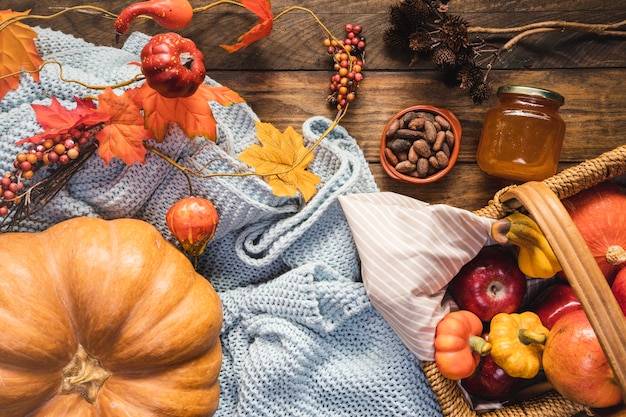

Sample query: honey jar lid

[497,85,565,105]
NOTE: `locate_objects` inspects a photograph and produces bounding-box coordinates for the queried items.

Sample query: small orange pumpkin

[166,196,219,259]
[0,217,222,417]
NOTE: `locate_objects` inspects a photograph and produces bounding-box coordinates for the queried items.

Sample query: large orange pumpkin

[0,217,223,417]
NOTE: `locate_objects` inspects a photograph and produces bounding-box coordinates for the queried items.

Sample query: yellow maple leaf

[0,9,44,100]
[133,83,245,141]
[239,121,321,202]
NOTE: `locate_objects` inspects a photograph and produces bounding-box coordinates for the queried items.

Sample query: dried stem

[192,0,248,13]
[0,5,118,32]
[469,19,626,52]
[469,19,626,35]
[0,61,144,91]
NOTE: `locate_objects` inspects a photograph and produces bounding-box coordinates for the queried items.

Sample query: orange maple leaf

[220,0,273,53]
[133,83,245,142]
[238,121,321,201]
[0,9,44,100]
[93,87,154,165]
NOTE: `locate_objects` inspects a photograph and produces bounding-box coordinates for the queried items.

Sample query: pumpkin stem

[606,245,626,266]
[59,344,111,404]
[518,329,547,345]
[469,335,492,356]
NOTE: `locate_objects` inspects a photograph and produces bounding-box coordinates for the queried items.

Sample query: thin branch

[192,0,248,13]
[0,61,144,91]
[468,19,626,36]
[473,20,626,53]
[502,28,560,51]
[0,5,118,32]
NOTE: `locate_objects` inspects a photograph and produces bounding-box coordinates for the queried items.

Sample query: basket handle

[500,181,626,402]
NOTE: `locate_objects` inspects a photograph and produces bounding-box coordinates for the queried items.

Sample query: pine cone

[384,26,411,51]
[470,81,492,104]
[439,15,469,52]
[456,63,483,91]
[388,4,414,33]
[408,31,434,54]
[432,43,457,71]
[398,0,433,26]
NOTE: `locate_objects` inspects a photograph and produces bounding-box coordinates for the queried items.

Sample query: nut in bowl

[381,105,462,183]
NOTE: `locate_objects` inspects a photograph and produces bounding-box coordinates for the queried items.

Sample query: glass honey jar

[476,85,566,182]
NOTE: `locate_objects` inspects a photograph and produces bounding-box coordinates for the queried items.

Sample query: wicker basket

[423,144,626,417]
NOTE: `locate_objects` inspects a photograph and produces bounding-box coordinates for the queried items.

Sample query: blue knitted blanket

[0,28,443,416]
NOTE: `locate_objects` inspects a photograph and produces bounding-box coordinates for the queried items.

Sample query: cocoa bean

[432,130,446,152]
[390,138,411,154]
[435,115,451,130]
[386,118,401,139]
[402,111,420,126]
[445,130,455,149]
[396,129,425,141]
[413,139,432,158]
[428,155,440,170]
[408,146,419,163]
[416,111,435,122]
[407,117,425,131]
[395,160,416,173]
[441,142,451,158]
[436,151,449,168]
[416,158,429,177]
[384,147,399,166]
[424,121,437,143]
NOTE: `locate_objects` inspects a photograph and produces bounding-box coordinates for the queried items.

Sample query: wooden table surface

[3,1,626,415]
[4,0,626,213]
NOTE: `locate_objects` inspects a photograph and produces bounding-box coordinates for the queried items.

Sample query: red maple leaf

[220,0,273,53]
[93,87,154,165]
[132,83,245,142]
[16,96,108,145]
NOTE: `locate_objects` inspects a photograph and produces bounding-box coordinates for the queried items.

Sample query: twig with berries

[0,124,102,229]
[324,23,366,119]
[383,0,626,103]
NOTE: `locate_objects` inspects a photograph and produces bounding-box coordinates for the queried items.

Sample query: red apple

[448,245,527,322]
[543,309,623,408]
[611,267,626,316]
[531,283,582,329]
[461,333,523,400]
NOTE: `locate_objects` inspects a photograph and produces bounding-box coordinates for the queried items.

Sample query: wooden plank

[2,0,625,213]
[4,1,626,70]
[209,68,626,162]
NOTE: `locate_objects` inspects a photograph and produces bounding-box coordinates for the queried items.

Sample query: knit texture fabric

[0,28,443,416]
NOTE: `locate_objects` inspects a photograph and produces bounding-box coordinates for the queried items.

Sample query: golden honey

[477,85,566,182]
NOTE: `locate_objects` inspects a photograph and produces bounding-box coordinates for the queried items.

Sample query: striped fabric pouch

[338,192,496,361]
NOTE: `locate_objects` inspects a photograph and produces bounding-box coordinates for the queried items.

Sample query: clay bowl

[380,105,462,184]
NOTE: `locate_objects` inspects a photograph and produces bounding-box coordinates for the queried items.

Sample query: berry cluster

[324,23,366,113]
[0,123,101,217]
